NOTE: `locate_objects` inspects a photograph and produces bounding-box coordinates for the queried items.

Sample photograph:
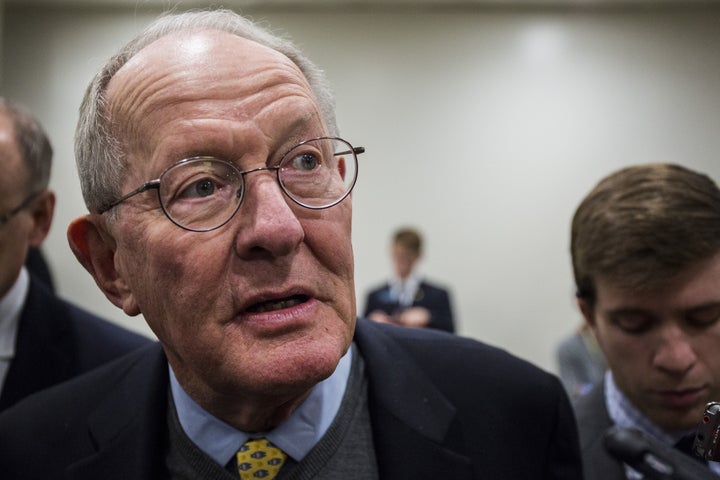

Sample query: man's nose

[652,323,697,375]
[232,171,304,259]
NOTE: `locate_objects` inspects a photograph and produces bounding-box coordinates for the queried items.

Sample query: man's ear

[27,190,55,247]
[577,296,596,328]
[67,215,140,316]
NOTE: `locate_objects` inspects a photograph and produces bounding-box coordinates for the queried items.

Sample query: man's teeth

[248,297,304,313]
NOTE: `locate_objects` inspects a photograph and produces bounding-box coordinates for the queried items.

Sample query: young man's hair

[393,227,423,255]
[571,163,720,305]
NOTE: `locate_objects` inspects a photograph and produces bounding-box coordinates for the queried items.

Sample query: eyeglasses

[0,191,41,226]
[100,137,364,232]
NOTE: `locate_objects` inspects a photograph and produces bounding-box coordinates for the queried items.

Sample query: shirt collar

[389,273,421,306]
[0,267,29,359]
[169,343,353,466]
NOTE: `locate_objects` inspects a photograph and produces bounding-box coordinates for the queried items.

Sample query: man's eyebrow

[603,303,720,320]
[603,307,653,317]
[280,112,323,139]
[685,302,720,314]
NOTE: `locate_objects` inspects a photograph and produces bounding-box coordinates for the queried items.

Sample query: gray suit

[574,380,627,480]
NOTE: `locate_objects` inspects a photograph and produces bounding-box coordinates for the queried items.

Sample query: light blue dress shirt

[389,272,421,307]
[169,343,353,466]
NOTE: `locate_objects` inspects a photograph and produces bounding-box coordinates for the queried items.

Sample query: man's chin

[650,409,705,433]
[251,344,343,392]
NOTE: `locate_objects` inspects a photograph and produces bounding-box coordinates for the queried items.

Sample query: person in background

[364,227,455,333]
[556,322,607,401]
[0,10,582,478]
[0,97,150,412]
[570,163,720,479]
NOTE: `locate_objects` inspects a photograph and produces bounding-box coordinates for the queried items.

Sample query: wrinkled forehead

[105,29,314,133]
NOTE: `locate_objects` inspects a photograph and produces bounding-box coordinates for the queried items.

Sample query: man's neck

[174,374,315,433]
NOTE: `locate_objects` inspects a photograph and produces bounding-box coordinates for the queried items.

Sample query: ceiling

[5,0,720,8]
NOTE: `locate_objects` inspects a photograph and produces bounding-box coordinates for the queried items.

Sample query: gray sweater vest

[166,348,378,479]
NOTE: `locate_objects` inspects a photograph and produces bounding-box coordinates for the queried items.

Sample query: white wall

[2,4,720,373]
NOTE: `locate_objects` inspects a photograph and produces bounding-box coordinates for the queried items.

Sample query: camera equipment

[604,426,716,480]
[693,402,720,462]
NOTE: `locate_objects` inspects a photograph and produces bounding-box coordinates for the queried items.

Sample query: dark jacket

[0,318,581,479]
[0,276,151,411]
[364,280,455,333]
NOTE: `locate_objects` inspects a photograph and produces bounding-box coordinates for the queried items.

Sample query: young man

[364,227,455,332]
[571,163,720,479]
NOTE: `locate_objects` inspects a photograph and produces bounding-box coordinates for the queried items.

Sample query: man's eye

[687,306,720,328]
[181,178,215,197]
[611,313,655,334]
[178,178,218,199]
[289,153,319,171]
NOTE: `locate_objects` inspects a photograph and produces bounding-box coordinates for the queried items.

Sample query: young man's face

[391,244,419,280]
[580,252,720,432]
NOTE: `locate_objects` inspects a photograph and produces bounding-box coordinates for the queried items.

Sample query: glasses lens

[159,157,243,231]
[278,137,358,209]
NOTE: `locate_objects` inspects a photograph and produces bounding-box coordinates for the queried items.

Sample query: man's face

[391,244,419,280]
[583,253,720,432]
[102,31,356,408]
[0,111,32,297]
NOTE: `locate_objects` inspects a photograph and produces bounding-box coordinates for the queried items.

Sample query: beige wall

[2,4,720,372]
[0,0,3,84]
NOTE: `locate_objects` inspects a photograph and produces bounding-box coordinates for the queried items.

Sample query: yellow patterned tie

[236,437,287,479]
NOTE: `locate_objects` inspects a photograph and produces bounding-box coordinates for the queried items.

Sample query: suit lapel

[575,380,627,480]
[0,279,73,410]
[66,344,169,480]
[354,319,473,478]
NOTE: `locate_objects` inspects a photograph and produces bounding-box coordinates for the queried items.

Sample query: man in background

[364,227,455,332]
[0,97,150,412]
[570,163,720,479]
[0,10,581,478]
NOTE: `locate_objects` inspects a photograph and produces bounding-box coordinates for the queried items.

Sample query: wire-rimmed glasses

[100,137,364,232]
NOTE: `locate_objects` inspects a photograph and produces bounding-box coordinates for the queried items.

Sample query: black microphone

[604,426,716,480]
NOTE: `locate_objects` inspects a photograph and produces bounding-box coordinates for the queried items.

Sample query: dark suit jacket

[364,280,455,333]
[24,247,55,291]
[0,276,151,412]
[0,318,582,479]
[573,380,627,480]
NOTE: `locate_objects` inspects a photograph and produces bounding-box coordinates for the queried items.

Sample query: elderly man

[0,97,149,412]
[571,163,720,479]
[0,10,582,479]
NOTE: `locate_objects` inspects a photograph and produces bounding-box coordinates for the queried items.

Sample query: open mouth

[246,294,309,313]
